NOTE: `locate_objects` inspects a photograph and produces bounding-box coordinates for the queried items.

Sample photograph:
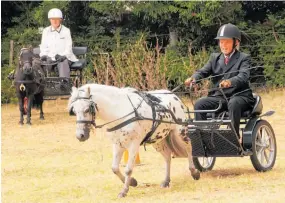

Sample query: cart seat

[32,47,87,70]
[206,94,263,119]
[70,59,86,70]
[241,94,263,117]
[70,47,88,71]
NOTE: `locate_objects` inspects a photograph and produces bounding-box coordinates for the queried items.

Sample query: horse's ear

[87,86,91,96]
[27,45,33,52]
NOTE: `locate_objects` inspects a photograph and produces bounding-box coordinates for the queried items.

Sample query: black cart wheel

[193,157,216,172]
[250,120,277,172]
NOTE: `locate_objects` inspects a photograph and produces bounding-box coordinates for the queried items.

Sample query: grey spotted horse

[68,84,200,198]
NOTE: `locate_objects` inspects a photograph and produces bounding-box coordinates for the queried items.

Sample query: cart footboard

[188,128,242,157]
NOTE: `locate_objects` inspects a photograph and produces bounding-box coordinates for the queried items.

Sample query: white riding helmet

[48,8,63,19]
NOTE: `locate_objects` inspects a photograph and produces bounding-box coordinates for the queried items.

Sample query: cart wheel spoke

[260,149,265,164]
[261,127,267,143]
[264,150,269,164]
[255,142,263,147]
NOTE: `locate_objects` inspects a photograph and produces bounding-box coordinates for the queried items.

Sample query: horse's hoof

[130,177,138,187]
[26,122,32,125]
[40,117,45,120]
[191,170,200,180]
[118,192,127,198]
[160,181,170,188]
[19,121,24,125]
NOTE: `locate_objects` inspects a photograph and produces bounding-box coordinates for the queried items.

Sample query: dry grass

[2,90,285,203]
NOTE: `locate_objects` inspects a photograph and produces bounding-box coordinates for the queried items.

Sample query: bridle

[18,48,34,67]
[70,96,98,127]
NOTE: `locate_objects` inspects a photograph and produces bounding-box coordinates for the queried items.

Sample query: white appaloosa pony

[68,84,200,198]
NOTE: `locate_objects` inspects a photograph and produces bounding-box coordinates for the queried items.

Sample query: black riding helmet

[215,23,241,41]
[215,23,241,51]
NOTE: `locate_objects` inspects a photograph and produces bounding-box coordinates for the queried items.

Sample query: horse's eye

[84,108,89,113]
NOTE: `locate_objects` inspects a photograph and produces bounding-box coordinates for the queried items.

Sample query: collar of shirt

[50,25,62,33]
[224,50,235,59]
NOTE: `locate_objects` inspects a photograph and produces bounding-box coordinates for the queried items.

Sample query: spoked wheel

[23,97,28,115]
[250,120,277,172]
[193,157,216,172]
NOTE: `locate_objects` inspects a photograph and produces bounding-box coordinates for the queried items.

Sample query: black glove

[55,54,67,62]
[40,55,48,61]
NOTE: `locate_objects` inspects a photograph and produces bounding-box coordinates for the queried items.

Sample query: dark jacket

[192,50,253,99]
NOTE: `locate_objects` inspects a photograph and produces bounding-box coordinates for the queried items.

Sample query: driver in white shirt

[40,8,78,78]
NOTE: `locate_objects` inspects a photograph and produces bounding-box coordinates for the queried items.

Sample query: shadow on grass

[204,168,257,178]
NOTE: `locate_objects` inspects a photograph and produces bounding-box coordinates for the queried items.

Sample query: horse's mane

[67,84,139,110]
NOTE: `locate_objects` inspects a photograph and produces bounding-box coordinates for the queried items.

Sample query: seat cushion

[70,59,86,70]
[206,95,262,119]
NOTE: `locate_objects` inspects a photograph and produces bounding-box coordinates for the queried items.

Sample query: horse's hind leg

[18,97,24,125]
[183,131,200,180]
[39,103,44,120]
[153,139,172,188]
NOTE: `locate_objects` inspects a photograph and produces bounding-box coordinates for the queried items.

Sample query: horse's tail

[33,92,44,109]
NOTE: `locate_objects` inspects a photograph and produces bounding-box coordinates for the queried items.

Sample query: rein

[72,92,188,146]
[73,95,145,129]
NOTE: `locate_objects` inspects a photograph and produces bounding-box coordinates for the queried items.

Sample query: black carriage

[32,46,88,98]
[186,89,277,172]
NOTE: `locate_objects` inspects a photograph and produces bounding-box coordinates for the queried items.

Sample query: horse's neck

[91,90,133,121]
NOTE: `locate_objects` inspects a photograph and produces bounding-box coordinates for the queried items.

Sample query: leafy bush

[1,65,17,104]
[91,36,210,90]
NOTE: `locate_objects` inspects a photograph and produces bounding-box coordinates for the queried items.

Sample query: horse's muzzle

[76,127,90,142]
[23,64,33,75]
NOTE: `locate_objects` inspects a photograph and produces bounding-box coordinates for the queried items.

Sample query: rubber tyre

[193,157,216,172]
[250,120,277,172]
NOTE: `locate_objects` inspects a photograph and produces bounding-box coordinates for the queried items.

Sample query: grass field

[2,89,285,203]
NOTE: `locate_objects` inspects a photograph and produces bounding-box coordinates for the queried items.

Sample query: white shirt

[40,25,78,62]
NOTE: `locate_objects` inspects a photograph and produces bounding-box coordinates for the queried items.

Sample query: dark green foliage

[1,1,285,103]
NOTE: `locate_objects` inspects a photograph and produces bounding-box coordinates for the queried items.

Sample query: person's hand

[219,80,232,88]
[184,77,196,87]
[55,54,67,62]
[40,55,48,61]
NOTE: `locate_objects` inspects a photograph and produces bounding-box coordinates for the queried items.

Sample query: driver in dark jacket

[185,23,255,139]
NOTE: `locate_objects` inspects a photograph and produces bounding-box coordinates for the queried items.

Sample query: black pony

[14,48,45,125]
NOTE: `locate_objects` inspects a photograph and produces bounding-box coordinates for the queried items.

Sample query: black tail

[32,92,44,109]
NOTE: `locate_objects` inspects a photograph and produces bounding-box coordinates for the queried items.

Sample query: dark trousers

[194,95,255,137]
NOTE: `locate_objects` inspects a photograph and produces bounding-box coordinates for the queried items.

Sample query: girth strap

[135,91,164,145]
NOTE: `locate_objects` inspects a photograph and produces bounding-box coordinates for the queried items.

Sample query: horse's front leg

[118,143,139,198]
[111,144,126,183]
[18,97,24,125]
[153,140,172,188]
[39,92,44,120]
[26,95,33,125]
